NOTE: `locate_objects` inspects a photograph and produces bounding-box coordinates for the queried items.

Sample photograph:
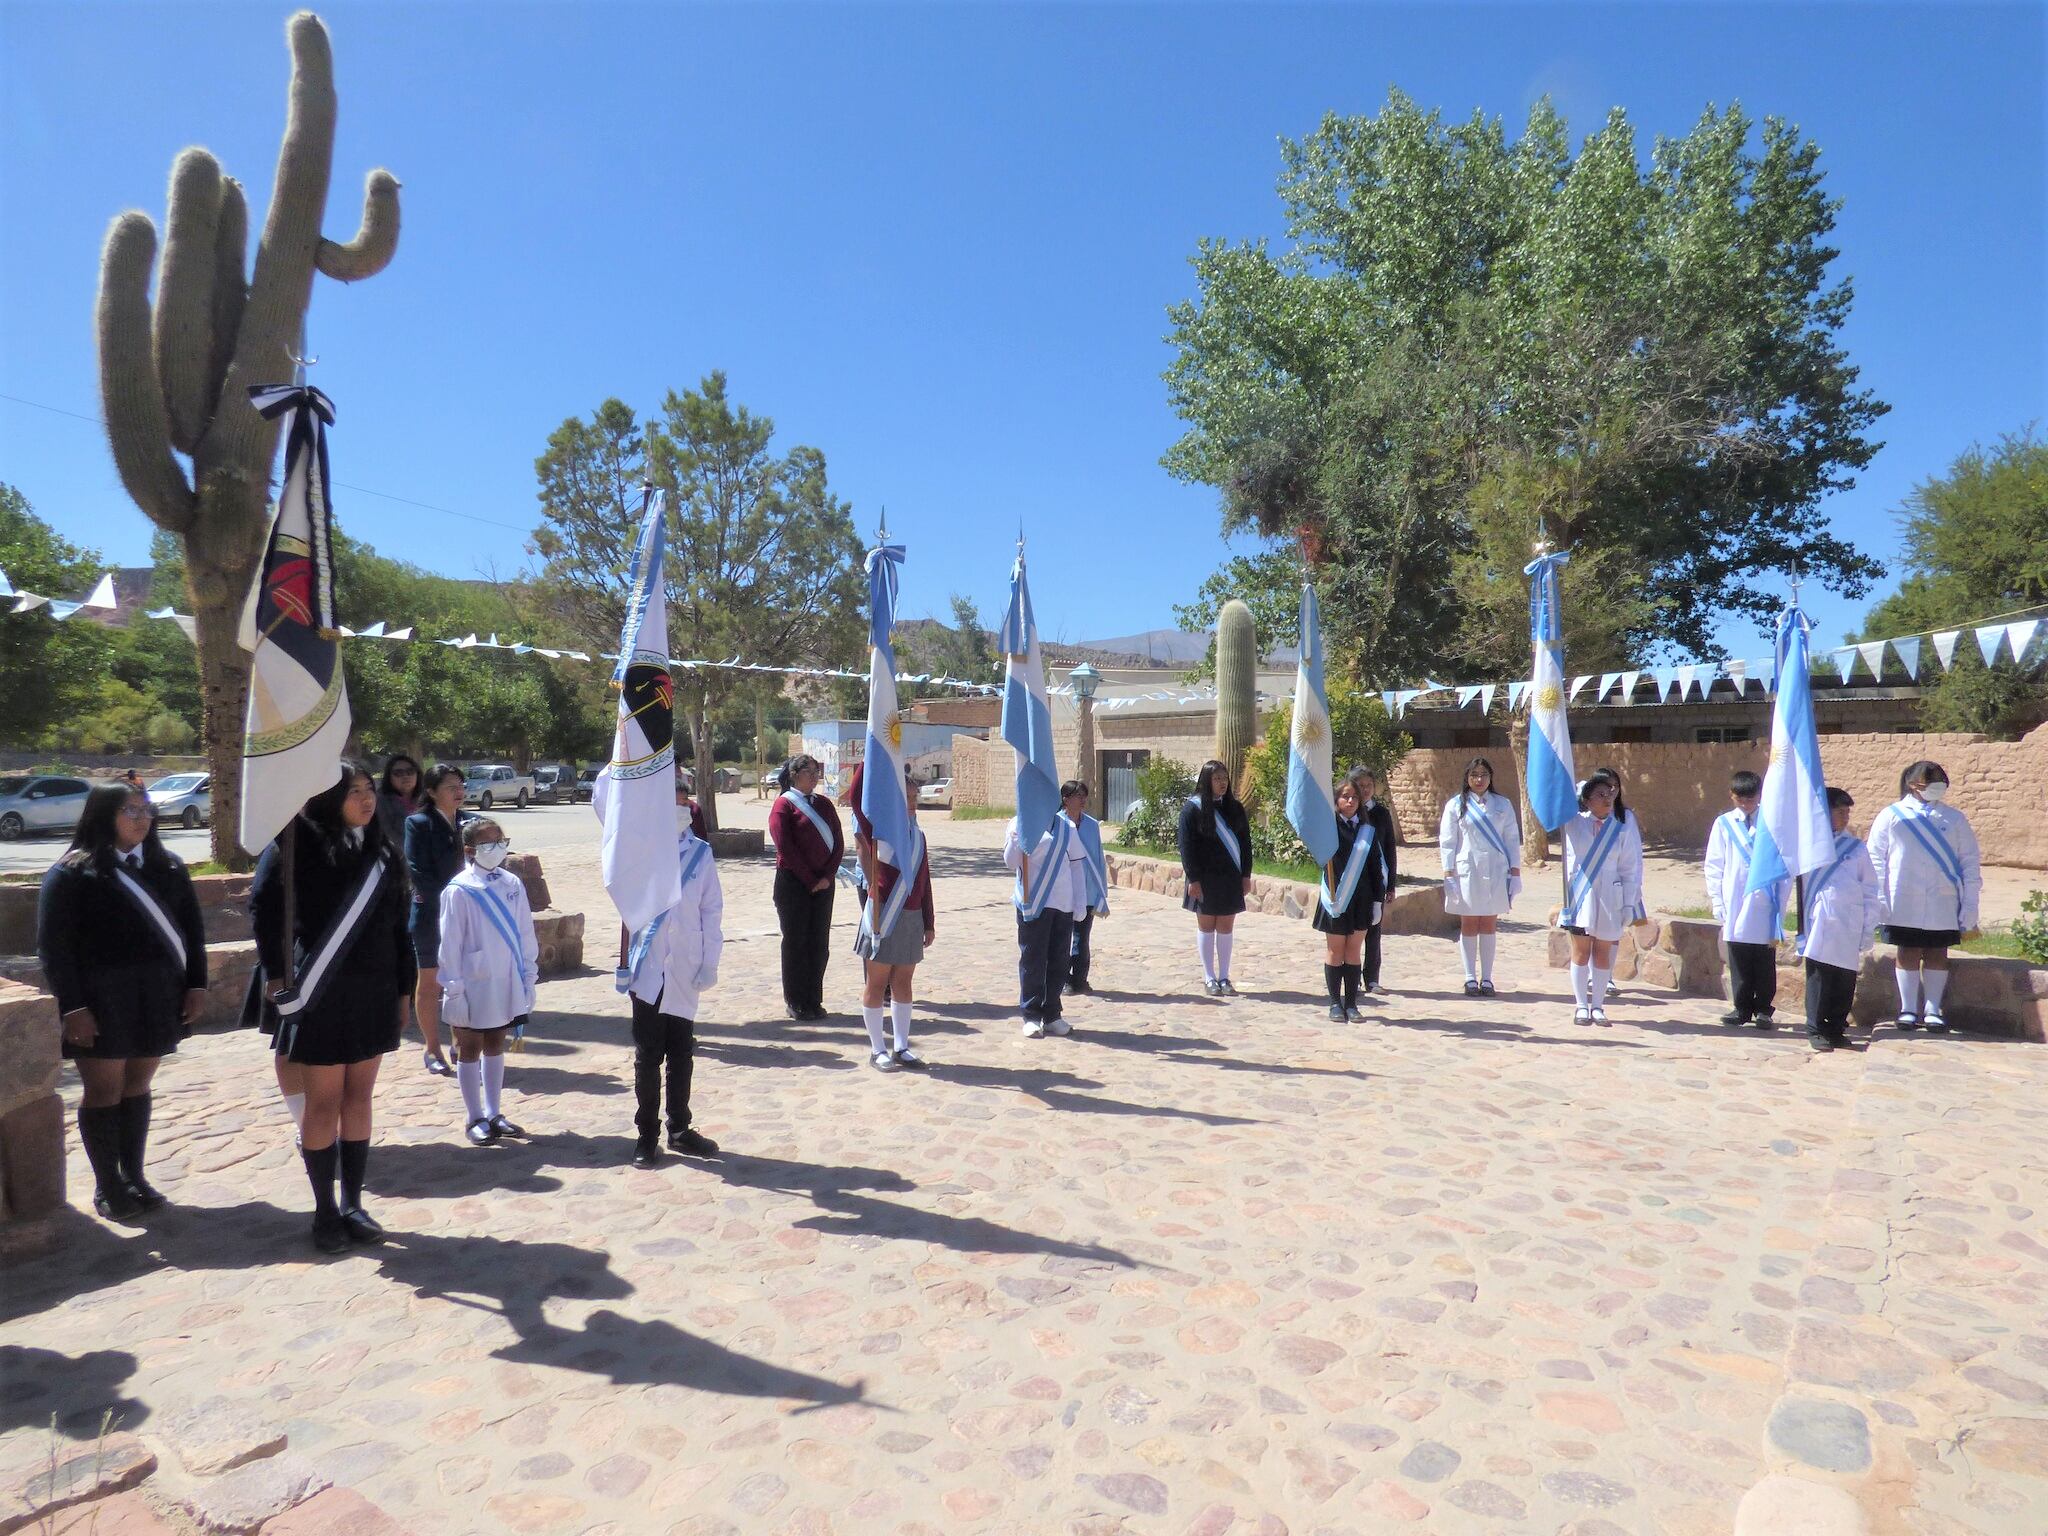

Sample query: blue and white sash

[274,852,390,1019]
[1724,812,1756,866]
[1562,814,1623,926]
[1463,795,1513,866]
[1798,834,1862,956]
[1074,814,1109,913]
[866,825,927,940]
[1015,815,1075,920]
[458,877,526,967]
[112,864,187,973]
[1893,801,1965,918]
[1190,797,1246,876]
[1320,818,1375,918]
[616,836,713,992]
[779,788,836,853]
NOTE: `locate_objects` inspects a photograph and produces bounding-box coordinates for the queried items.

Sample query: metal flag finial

[877,505,889,543]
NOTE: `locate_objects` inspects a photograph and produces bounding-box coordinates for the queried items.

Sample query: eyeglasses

[117,803,154,821]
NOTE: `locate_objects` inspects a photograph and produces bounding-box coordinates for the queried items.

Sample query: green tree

[1855,428,2048,737]
[1164,93,1888,681]
[0,484,117,746]
[532,376,866,829]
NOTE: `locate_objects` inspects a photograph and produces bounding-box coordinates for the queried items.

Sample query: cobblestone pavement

[5,812,2045,1535]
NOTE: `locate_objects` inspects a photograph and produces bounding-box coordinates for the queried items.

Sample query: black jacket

[1177,795,1253,890]
[37,848,208,1015]
[403,808,467,911]
[1328,813,1388,917]
[251,818,416,998]
[1361,797,1399,891]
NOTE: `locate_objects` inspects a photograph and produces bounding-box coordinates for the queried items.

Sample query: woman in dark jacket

[1177,758,1254,996]
[38,782,208,1219]
[767,754,843,1020]
[402,762,468,1076]
[376,753,423,846]
[252,762,416,1252]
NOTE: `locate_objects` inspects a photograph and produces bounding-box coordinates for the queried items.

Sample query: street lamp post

[1068,663,1102,816]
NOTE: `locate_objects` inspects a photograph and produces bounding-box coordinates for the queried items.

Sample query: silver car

[0,774,95,840]
[148,772,212,829]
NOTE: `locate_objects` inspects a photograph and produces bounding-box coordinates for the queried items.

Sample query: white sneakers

[1020,1019,1072,1038]
[1021,1019,1046,1038]
[1045,1018,1072,1037]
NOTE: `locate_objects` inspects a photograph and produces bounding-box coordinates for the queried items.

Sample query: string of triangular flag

[1372,604,2048,720]
[0,568,118,620]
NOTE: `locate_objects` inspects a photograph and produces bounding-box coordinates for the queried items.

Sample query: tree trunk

[691,697,718,835]
[1508,712,1551,869]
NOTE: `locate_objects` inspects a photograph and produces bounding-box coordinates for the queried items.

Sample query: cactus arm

[97,213,197,532]
[206,177,250,422]
[1215,600,1258,789]
[154,149,224,454]
[315,168,400,281]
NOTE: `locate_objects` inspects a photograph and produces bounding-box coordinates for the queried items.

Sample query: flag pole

[1788,563,1808,941]
[277,327,316,1003]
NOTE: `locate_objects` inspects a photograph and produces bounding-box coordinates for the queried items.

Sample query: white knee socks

[1198,931,1218,981]
[1922,969,1948,1015]
[1898,967,1924,1015]
[482,1054,505,1119]
[1459,934,1479,981]
[457,1059,485,1123]
[281,1091,305,1131]
[1216,932,1234,980]
[890,1000,912,1052]
[861,1004,888,1054]
[1570,961,1590,1008]
[1589,965,1611,1007]
[1477,932,1496,982]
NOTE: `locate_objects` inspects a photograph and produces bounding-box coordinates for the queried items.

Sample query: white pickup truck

[463,762,535,811]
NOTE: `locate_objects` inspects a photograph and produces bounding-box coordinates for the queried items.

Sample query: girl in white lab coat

[1797,788,1886,1052]
[1866,760,1983,1032]
[1558,776,1645,1025]
[437,818,540,1146]
[1437,757,1522,995]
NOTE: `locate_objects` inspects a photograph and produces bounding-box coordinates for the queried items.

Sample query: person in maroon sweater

[844,762,937,1071]
[767,754,844,1020]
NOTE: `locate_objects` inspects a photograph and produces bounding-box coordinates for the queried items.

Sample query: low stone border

[1102,851,1458,937]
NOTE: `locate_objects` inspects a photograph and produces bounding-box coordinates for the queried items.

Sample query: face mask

[677,808,696,834]
[472,842,510,871]
[1918,781,1949,804]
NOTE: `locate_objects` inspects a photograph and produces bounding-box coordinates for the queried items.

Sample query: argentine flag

[1747,603,1834,895]
[1523,549,1578,831]
[859,536,917,927]
[1000,546,1061,843]
[1284,582,1339,869]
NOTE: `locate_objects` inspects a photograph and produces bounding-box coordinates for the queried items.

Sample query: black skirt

[1884,925,1962,950]
[1311,895,1379,936]
[275,976,404,1066]
[60,965,189,1061]
[1183,880,1247,918]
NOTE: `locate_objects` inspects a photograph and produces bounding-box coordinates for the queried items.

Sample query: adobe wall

[1387,724,2048,869]
[955,709,1221,810]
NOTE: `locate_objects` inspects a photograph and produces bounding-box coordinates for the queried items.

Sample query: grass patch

[1960,927,2029,959]
[947,805,1012,821]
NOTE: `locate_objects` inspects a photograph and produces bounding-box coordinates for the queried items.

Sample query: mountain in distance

[1070,627,1299,668]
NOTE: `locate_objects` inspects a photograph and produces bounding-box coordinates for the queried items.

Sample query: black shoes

[1064,980,1094,996]
[1721,1009,1746,1026]
[1464,980,1481,997]
[340,1206,385,1244]
[1811,1034,1836,1053]
[1327,1002,1346,1022]
[632,1139,662,1169]
[93,1184,148,1221]
[466,1118,498,1146]
[1477,980,1495,996]
[489,1114,525,1139]
[1752,1013,1776,1030]
[312,1213,352,1253]
[668,1128,720,1158]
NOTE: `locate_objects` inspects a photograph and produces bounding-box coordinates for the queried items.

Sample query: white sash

[1894,801,1965,911]
[1074,814,1109,912]
[867,825,927,940]
[459,877,526,967]
[779,788,835,852]
[274,853,389,1018]
[617,836,713,993]
[1319,819,1374,918]
[1562,814,1623,927]
[112,863,187,973]
[1725,812,1756,866]
[1191,797,1246,876]
[1015,815,1074,919]
[1462,795,1513,865]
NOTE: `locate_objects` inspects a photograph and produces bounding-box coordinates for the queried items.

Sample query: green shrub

[2013,891,2048,966]
[1241,680,1412,865]
[1118,756,1197,851]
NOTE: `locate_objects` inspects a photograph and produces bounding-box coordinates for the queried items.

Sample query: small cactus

[1215,600,1257,789]
[95,11,398,865]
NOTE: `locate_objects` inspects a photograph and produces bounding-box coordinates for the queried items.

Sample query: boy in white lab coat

[1866,759,1983,1032]
[437,817,540,1144]
[1704,769,1792,1029]
[1797,788,1887,1053]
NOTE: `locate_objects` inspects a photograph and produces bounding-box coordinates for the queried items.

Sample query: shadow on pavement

[0,1345,149,1438]
[928,1060,1260,1126]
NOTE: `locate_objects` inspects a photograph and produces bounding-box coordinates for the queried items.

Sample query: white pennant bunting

[1507,680,1529,712]
[1855,641,1886,680]
[1479,683,1496,715]
[1617,670,1640,703]
[1595,671,1621,702]
[1975,625,2006,666]
[2005,618,2040,667]
[1674,663,1697,698]
[1724,659,1747,694]
[1569,674,1592,702]
[1456,684,1480,709]
[1831,648,1857,681]
[1930,630,1960,670]
[1893,636,1921,679]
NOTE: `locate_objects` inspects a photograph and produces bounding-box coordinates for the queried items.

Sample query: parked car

[917,778,953,810]
[463,763,536,811]
[574,768,599,803]
[0,775,95,840]
[531,765,575,805]
[147,772,212,829]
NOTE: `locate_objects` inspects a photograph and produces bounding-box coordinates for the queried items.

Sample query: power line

[0,390,533,534]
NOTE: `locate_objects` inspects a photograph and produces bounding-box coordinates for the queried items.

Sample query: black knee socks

[302,1142,339,1219]
[77,1104,127,1196]
[1324,964,1344,1003]
[339,1139,370,1213]
[1342,965,1360,1010]
[117,1093,152,1185]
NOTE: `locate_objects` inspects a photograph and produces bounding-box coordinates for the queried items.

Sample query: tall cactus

[96,10,398,866]
[1214,599,1257,789]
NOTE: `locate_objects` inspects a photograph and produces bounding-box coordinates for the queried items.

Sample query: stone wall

[1390,723,2048,868]
[1102,851,1458,937]
[0,978,62,1256]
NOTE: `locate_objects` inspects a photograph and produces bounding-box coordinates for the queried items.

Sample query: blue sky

[3,1,2042,669]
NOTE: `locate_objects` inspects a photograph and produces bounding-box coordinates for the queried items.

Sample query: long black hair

[1592,765,1631,824]
[379,753,423,802]
[1456,756,1495,818]
[302,760,391,866]
[61,782,164,871]
[1194,757,1238,835]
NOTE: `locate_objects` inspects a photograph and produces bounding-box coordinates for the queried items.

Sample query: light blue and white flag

[1747,602,1834,896]
[859,534,918,934]
[594,487,681,934]
[1523,549,1578,831]
[1000,545,1060,844]
[1283,583,1339,870]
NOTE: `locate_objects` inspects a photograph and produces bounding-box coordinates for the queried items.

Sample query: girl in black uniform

[1313,778,1387,1021]
[1177,758,1254,995]
[251,763,416,1253]
[38,783,208,1219]
[1347,765,1400,995]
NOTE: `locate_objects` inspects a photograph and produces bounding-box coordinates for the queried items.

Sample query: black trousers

[631,994,694,1138]
[1804,958,1858,1041]
[1018,909,1075,1023]
[772,869,835,1014]
[1068,912,1094,989]
[1361,923,1383,988]
[1727,941,1779,1018]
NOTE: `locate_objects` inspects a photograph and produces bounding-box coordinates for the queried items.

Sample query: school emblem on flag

[618,660,675,772]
